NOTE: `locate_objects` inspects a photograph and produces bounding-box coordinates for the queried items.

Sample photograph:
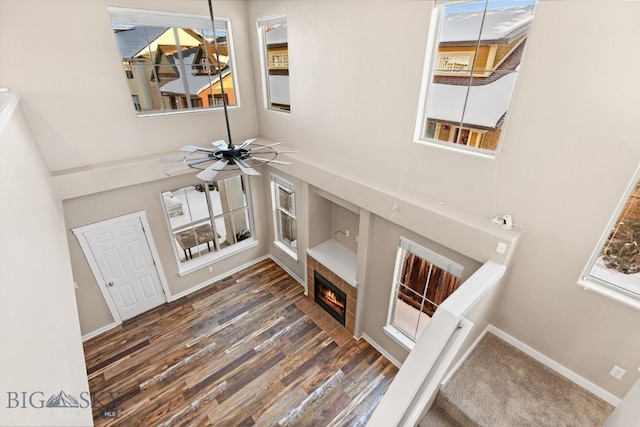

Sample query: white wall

[0,0,259,194]
[0,94,92,426]
[605,378,640,426]
[247,0,640,398]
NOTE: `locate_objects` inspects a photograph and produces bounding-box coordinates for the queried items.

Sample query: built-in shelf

[307,239,357,287]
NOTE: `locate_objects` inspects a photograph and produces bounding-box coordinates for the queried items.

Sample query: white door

[83,217,166,321]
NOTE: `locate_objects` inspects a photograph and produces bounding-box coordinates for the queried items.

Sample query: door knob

[107,281,114,287]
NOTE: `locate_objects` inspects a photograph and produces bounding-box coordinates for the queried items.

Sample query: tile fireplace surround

[306,255,357,335]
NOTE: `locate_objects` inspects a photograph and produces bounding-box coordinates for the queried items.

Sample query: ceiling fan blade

[196,159,228,181]
[163,163,196,176]
[180,144,217,153]
[238,138,257,149]
[250,150,296,155]
[251,157,292,165]
[255,141,284,149]
[235,158,261,176]
[161,155,189,163]
[161,153,212,163]
[211,140,228,149]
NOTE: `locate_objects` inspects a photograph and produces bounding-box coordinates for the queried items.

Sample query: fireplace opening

[314,271,346,326]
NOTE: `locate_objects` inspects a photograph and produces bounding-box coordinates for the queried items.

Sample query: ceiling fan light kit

[162,0,292,182]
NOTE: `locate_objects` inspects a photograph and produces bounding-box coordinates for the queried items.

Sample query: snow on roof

[266,25,288,45]
[113,26,168,58]
[440,5,534,43]
[159,51,230,96]
[427,72,518,128]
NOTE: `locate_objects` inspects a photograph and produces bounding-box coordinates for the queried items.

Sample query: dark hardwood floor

[83,258,397,426]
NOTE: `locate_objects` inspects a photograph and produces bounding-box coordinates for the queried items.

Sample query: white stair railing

[367,260,506,427]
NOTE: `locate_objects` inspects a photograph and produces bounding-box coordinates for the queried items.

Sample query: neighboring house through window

[258,15,290,112]
[109,7,238,115]
[416,0,537,153]
[385,238,463,349]
[131,95,142,111]
[271,174,297,259]
[583,170,640,303]
[160,175,256,275]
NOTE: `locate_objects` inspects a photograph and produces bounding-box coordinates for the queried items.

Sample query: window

[417,0,537,153]
[583,172,640,301]
[208,93,228,107]
[124,63,134,79]
[258,15,290,112]
[271,175,297,258]
[161,175,255,275]
[109,8,238,115]
[385,238,463,349]
[131,95,141,111]
[437,54,471,71]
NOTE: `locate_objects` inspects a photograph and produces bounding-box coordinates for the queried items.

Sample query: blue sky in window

[445,0,537,15]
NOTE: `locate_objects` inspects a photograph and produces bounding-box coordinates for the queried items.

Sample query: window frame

[271,174,298,260]
[160,174,258,276]
[580,166,640,309]
[257,14,291,113]
[413,0,535,157]
[108,7,241,117]
[384,237,463,350]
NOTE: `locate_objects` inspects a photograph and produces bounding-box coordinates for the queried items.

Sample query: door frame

[72,210,172,324]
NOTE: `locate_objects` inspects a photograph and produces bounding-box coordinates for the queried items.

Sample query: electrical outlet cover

[609,365,626,379]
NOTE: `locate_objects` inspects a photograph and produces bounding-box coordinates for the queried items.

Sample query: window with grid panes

[109,8,238,115]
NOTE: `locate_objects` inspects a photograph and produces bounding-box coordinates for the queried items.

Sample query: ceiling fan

[161,0,292,182]
[162,139,292,181]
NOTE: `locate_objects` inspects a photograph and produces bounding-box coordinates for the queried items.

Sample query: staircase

[419,333,614,426]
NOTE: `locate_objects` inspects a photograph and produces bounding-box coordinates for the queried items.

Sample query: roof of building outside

[113,26,169,59]
[428,70,518,129]
[159,49,230,96]
[440,5,534,44]
[266,25,288,45]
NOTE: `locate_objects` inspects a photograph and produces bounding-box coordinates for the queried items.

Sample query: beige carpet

[427,333,613,427]
[419,405,460,427]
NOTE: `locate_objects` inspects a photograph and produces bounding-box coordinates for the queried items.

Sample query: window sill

[136,104,240,119]
[413,137,497,160]
[383,325,415,352]
[578,278,640,311]
[177,239,259,277]
[273,240,298,261]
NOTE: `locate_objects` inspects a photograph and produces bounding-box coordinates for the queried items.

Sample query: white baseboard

[269,254,305,288]
[362,332,403,368]
[487,325,621,407]
[170,255,270,301]
[82,321,120,342]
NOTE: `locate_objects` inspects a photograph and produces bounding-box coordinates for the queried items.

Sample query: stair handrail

[366,260,506,427]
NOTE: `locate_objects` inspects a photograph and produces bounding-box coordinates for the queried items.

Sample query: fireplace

[314,271,347,326]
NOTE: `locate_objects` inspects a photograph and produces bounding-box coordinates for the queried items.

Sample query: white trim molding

[269,255,304,287]
[170,255,270,301]
[0,91,20,136]
[441,324,491,387]
[82,322,120,342]
[487,326,621,407]
[361,333,403,369]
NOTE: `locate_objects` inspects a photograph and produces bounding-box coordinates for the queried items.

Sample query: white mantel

[307,239,357,287]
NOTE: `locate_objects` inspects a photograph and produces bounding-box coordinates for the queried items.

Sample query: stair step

[419,405,461,427]
[434,332,613,427]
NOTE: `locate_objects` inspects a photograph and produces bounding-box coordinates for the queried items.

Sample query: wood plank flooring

[83,259,397,426]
